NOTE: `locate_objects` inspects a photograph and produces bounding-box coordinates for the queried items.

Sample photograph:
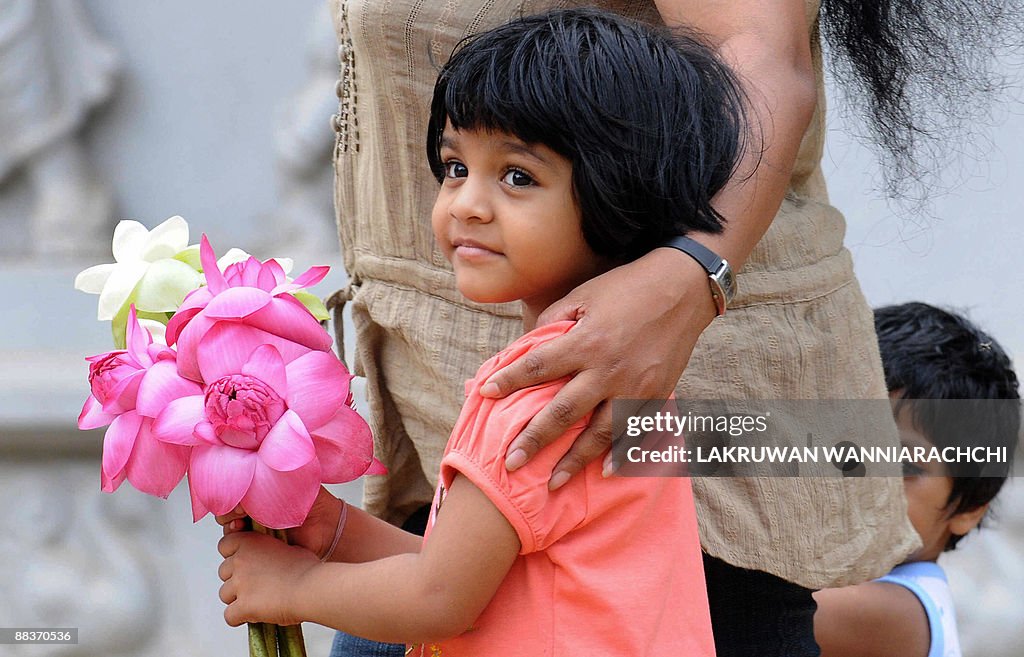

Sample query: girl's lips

[451,238,501,258]
[454,244,500,259]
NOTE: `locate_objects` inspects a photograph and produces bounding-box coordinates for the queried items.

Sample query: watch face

[712,262,736,304]
[724,270,736,297]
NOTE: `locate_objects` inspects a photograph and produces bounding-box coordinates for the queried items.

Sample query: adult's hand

[484,248,718,489]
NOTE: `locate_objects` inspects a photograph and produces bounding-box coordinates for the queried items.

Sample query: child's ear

[949,502,989,538]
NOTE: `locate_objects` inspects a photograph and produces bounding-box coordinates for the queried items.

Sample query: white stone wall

[0,2,1020,655]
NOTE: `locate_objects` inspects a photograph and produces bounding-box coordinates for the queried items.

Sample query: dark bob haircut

[875,302,1021,550]
[426,8,747,262]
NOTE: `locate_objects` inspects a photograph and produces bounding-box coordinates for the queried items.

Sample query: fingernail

[602,454,618,478]
[480,381,500,398]
[549,471,570,490]
[506,449,527,471]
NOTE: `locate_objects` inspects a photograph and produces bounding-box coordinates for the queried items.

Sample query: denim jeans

[329,633,405,657]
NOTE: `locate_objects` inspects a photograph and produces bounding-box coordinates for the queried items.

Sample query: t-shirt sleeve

[438,322,590,555]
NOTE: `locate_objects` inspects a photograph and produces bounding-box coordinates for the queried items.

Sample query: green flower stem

[263,622,279,655]
[248,623,271,657]
[277,624,308,657]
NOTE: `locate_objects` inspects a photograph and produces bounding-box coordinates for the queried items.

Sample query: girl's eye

[444,161,468,179]
[502,169,535,187]
[902,461,924,477]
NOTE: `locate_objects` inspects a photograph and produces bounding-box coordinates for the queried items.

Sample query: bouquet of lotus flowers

[75,216,382,657]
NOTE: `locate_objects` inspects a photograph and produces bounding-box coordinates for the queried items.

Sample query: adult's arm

[488,0,818,488]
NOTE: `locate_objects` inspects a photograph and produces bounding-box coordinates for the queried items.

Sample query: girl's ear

[949,502,989,538]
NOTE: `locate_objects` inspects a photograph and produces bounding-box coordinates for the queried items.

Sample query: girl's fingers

[218,557,233,582]
[219,579,236,605]
[218,533,240,558]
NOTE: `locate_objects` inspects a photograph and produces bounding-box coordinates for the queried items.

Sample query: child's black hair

[426,8,748,263]
[875,302,1021,550]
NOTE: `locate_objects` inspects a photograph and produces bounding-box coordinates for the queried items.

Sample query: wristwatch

[661,236,736,316]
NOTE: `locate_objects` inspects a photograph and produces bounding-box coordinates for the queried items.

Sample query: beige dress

[328,0,919,589]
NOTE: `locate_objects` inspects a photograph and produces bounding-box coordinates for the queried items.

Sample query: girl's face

[431,127,606,321]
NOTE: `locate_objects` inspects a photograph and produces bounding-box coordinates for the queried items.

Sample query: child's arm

[218,473,520,644]
[813,582,931,657]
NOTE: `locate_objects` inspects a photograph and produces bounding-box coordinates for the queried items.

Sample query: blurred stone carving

[0,0,119,257]
[254,2,338,257]
[0,464,161,656]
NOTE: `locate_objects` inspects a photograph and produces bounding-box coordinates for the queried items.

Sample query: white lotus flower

[75,216,203,321]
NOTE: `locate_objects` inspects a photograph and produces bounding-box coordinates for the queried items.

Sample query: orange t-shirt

[421,321,715,656]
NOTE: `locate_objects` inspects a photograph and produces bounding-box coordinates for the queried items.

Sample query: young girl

[217,8,746,654]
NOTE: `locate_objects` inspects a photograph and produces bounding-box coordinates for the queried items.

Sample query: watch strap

[661,236,735,315]
[662,236,724,275]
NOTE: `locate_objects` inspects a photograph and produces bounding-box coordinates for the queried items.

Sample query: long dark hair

[819,0,1023,203]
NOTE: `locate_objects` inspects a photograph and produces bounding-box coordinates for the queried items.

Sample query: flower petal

[152,395,207,445]
[173,244,202,270]
[200,235,228,295]
[96,261,149,321]
[284,351,348,429]
[189,443,258,516]
[124,419,190,498]
[202,286,272,320]
[102,369,145,414]
[165,286,213,347]
[102,411,143,484]
[173,314,217,382]
[291,265,330,289]
[137,360,204,418]
[112,220,149,262]
[240,257,263,287]
[132,258,204,313]
[194,421,220,445]
[124,306,152,358]
[216,248,252,272]
[259,410,316,472]
[188,472,211,522]
[310,405,375,483]
[292,291,330,322]
[74,263,116,294]
[140,215,190,261]
[242,459,320,529]
[79,395,115,430]
[101,468,127,493]
[196,322,312,383]
[241,344,287,395]
[245,295,333,352]
[256,261,279,290]
[138,319,168,345]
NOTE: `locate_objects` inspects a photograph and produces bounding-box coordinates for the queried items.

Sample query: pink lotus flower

[166,235,332,383]
[152,321,379,529]
[79,307,200,496]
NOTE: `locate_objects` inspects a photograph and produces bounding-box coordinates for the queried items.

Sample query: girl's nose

[448,178,493,224]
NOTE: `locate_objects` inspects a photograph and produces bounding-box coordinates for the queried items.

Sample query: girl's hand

[485,249,718,489]
[217,531,320,627]
[215,486,343,559]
